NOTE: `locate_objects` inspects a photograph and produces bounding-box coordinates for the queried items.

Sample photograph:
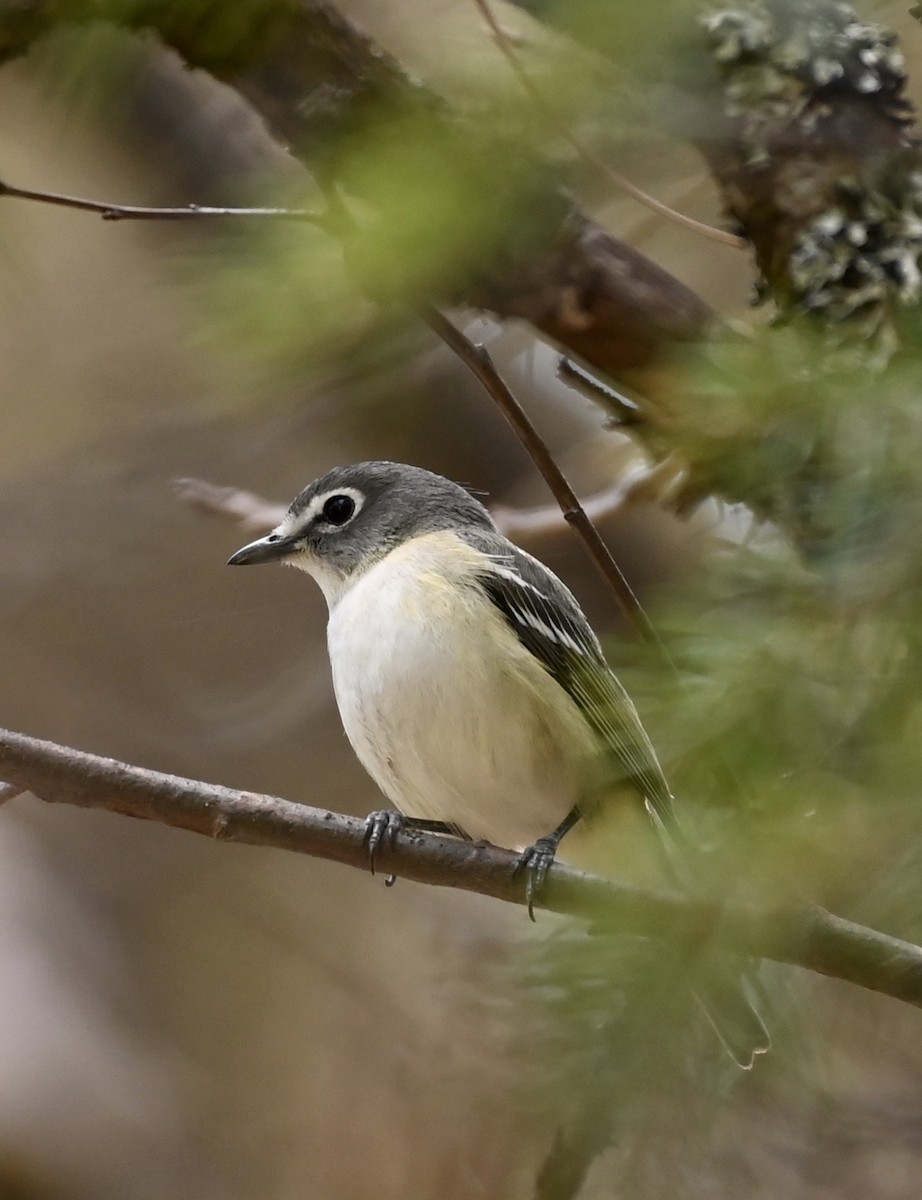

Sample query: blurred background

[2,1,922,1197]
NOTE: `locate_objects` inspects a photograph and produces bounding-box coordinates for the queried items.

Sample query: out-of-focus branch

[2,725,922,1009]
[174,478,286,535]
[492,457,684,540]
[510,0,922,351]
[693,2,919,347]
[175,460,682,547]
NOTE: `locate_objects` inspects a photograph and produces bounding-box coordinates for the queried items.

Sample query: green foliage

[480,310,922,1186]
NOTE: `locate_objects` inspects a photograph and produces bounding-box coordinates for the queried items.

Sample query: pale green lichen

[701,1,906,151]
[701,1,917,351]
[784,174,922,346]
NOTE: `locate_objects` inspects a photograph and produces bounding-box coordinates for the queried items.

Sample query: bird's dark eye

[322,494,356,526]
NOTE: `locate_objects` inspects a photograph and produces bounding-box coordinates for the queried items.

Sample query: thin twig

[472,0,746,251]
[1,725,922,1008]
[422,306,659,642]
[0,179,332,227]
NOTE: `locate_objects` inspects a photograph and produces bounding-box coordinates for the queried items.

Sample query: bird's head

[227,460,494,604]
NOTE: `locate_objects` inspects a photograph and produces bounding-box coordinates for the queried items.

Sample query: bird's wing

[462,530,676,830]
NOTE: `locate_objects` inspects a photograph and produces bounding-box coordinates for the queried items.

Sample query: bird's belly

[327,563,592,849]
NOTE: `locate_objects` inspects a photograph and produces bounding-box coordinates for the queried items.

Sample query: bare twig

[472,0,746,251]
[2,725,922,1008]
[0,178,332,226]
[422,306,659,642]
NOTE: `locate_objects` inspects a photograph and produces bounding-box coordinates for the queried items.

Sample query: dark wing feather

[462,530,676,830]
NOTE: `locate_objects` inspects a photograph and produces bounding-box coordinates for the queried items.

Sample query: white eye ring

[312,486,365,529]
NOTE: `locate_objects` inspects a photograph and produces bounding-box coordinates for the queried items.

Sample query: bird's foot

[362,809,405,881]
[513,835,560,922]
[363,812,464,886]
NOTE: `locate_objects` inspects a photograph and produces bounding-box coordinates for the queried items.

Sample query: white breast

[325,532,595,850]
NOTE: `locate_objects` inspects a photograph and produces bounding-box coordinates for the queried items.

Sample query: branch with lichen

[696,0,919,352]
[1,725,922,1010]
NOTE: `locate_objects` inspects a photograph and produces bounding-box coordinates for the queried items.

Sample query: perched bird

[228,460,768,1066]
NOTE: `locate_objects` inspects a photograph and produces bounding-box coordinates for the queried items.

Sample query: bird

[228,460,769,1066]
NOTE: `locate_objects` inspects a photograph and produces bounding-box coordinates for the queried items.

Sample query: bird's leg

[362,810,460,882]
[514,807,583,921]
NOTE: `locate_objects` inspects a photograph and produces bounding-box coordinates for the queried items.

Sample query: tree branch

[491,458,683,540]
[510,0,921,352]
[2,725,922,1010]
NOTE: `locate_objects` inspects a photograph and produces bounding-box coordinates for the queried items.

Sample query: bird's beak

[227,532,297,566]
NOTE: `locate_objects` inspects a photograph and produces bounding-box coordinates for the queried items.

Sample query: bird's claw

[513,836,559,922]
[362,809,405,878]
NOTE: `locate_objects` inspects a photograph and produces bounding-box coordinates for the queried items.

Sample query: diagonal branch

[422,307,658,641]
[2,725,922,1011]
